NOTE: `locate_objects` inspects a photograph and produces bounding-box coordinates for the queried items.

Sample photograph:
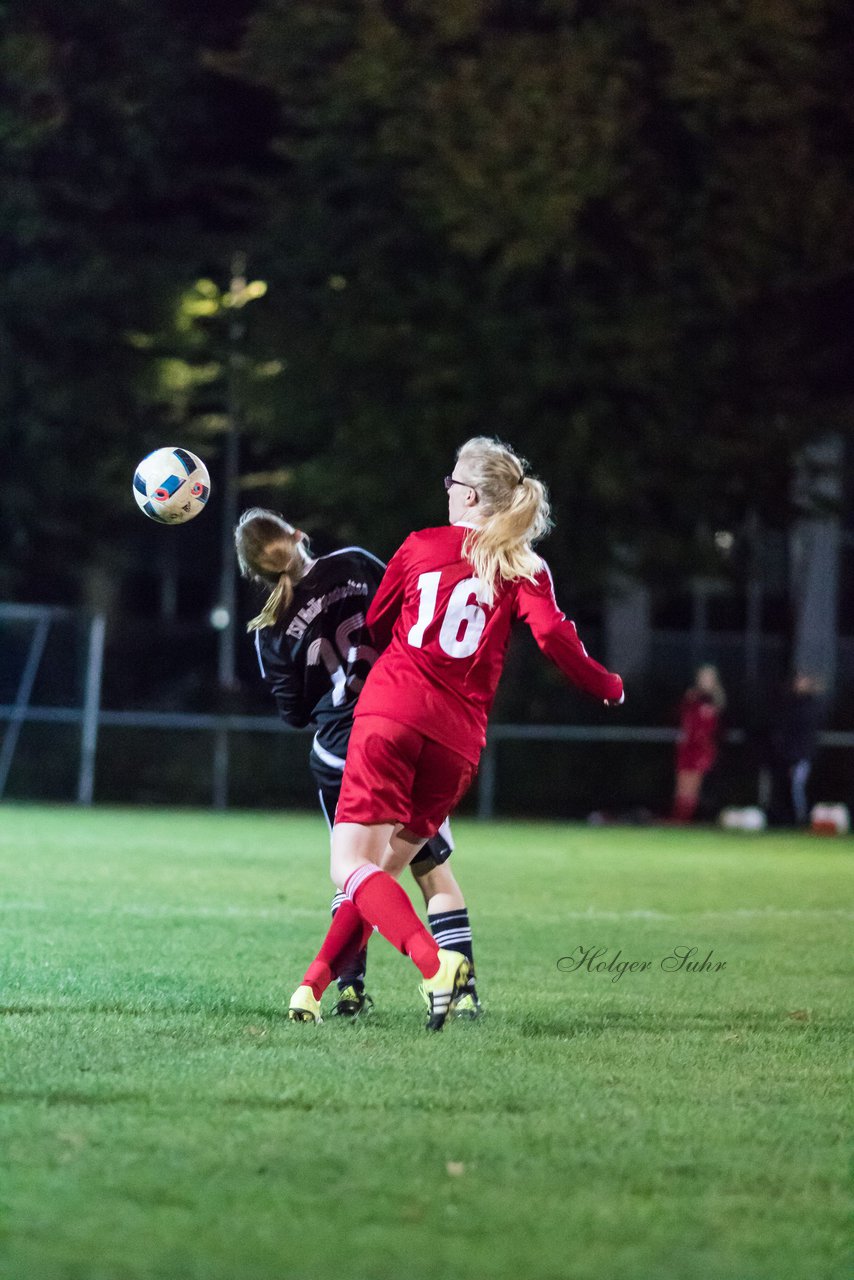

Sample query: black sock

[331,891,366,992]
[429,909,477,993]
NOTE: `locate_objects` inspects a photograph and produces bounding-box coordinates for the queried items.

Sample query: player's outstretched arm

[515,565,624,705]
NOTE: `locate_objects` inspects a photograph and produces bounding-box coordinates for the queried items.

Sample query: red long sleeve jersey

[356,524,623,765]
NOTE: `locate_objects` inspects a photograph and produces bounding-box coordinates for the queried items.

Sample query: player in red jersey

[670,665,726,823]
[289,436,624,1030]
[234,508,482,1018]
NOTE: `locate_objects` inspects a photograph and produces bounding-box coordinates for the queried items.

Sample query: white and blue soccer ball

[132,447,211,524]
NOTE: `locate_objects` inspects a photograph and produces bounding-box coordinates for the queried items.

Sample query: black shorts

[312,763,453,868]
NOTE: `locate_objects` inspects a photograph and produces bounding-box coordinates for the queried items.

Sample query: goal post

[77,613,106,805]
[0,603,106,805]
[0,606,54,799]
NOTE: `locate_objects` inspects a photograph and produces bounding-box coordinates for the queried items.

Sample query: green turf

[0,805,850,1280]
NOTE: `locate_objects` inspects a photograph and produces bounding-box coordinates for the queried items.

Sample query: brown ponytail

[234,508,312,631]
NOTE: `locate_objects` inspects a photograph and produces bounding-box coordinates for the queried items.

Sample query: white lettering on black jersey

[254,547,386,764]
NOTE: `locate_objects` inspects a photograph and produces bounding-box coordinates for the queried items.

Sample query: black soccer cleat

[451,990,483,1020]
[330,984,374,1020]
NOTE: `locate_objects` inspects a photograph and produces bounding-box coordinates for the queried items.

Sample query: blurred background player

[235,508,481,1018]
[288,436,624,1030]
[767,672,826,826]
[670,664,726,824]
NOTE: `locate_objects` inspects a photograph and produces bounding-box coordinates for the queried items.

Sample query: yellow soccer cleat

[288,985,323,1024]
[419,949,471,1032]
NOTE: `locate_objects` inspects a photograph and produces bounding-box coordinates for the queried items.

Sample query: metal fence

[3,698,854,817]
[2,602,853,816]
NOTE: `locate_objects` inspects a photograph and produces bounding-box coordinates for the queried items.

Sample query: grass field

[0,805,850,1280]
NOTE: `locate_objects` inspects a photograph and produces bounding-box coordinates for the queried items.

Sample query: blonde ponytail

[234,508,312,631]
[455,437,552,605]
[249,572,296,632]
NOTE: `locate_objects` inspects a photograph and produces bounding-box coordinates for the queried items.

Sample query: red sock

[346,864,440,979]
[301,899,373,999]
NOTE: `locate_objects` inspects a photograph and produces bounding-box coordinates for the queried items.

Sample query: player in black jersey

[235,508,481,1019]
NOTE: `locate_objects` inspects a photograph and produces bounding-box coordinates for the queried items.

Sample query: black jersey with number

[254,547,386,772]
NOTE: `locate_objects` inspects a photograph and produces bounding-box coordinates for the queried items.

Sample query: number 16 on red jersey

[407,572,489,659]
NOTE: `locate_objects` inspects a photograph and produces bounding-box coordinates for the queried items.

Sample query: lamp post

[210,256,268,810]
[216,252,247,694]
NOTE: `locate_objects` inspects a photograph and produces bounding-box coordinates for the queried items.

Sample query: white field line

[0,902,852,922]
[0,901,322,920]
[494,907,854,923]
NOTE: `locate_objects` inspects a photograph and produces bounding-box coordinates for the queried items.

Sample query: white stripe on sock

[432,930,472,946]
[345,863,381,901]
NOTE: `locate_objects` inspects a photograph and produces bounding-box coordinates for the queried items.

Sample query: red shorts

[335,715,477,840]
[676,746,716,774]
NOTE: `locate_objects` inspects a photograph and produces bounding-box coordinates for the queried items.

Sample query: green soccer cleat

[452,991,483,1020]
[419,949,471,1032]
[330,985,375,1019]
[287,985,323,1024]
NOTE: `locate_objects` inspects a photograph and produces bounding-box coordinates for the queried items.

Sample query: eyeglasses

[444,475,478,497]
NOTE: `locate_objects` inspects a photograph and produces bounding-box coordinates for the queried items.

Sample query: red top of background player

[355,437,624,763]
[676,665,726,775]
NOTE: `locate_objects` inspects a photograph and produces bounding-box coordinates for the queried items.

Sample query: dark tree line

[0,0,274,600]
[2,0,853,608]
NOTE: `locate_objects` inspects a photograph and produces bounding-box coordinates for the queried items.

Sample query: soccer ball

[132,447,211,524]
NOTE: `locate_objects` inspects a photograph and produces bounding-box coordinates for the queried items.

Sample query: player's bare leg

[329,826,427,1019]
[672,769,702,823]
[332,827,481,1019]
[288,822,395,1023]
[411,859,482,1018]
[290,821,469,1030]
[410,859,464,913]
